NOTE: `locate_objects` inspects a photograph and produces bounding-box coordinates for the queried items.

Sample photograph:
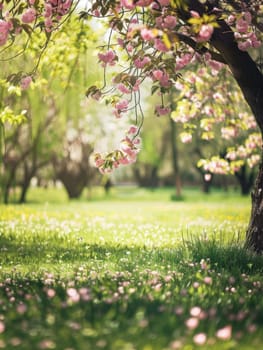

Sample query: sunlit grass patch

[0,193,262,349]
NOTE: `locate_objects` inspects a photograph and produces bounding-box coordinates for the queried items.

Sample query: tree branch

[176,33,226,63]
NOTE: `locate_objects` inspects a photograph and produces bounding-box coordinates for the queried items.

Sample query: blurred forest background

[0,16,258,205]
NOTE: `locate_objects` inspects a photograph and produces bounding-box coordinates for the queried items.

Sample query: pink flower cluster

[98,50,117,67]
[151,69,171,87]
[0,19,12,46]
[114,99,129,118]
[155,15,177,30]
[94,125,140,173]
[196,24,214,42]
[21,8,37,24]
[120,0,170,10]
[43,0,72,32]
[229,12,261,51]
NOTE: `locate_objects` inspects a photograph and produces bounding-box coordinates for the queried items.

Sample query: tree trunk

[19,178,31,203]
[246,151,263,253]
[235,165,256,196]
[170,118,182,198]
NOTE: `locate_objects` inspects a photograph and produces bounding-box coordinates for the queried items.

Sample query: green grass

[0,188,262,349]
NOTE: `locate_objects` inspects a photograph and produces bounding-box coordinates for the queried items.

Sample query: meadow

[0,187,263,350]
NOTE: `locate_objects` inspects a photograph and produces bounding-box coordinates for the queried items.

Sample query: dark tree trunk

[170,117,182,198]
[202,176,212,194]
[57,171,87,199]
[245,152,263,253]
[235,165,256,196]
[19,178,31,203]
[3,168,16,204]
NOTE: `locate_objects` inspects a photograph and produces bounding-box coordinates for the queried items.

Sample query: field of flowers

[0,189,262,349]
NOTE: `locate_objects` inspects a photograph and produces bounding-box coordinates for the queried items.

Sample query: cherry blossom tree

[84,0,263,252]
[0,0,263,251]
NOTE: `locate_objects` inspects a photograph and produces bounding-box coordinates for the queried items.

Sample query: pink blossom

[152,70,170,87]
[91,89,102,101]
[185,317,199,330]
[22,8,36,24]
[154,38,169,52]
[158,0,170,6]
[204,173,212,182]
[115,99,129,111]
[161,15,177,29]
[20,76,32,90]
[236,18,249,33]
[0,321,5,334]
[190,11,200,18]
[44,3,53,18]
[136,0,153,7]
[134,56,150,68]
[132,79,141,92]
[44,18,53,32]
[216,325,232,340]
[120,0,135,10]
[98,50,117,67]
[197,24,214,42]
[180,133,192,143]
[193,333,207,345]
[140,28,156,41]
[67,288,80,303]
[0,20,10,46]
[155,105,171,116]
[175,53,192,70]
[29,0,36,4]
[16,303,27,314]
[46,288,56,298]
[128,125,138,134]
[190,306,202,317]
[152,69,164,81]
[117,83,130,94]
[204,276,212,285]
[227,15,236,25]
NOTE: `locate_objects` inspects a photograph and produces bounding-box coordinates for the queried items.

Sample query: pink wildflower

[216,325,232,340]
[204,276,213,285]
[193,333,207,345]
[185,317,199,330]
[0,321,5,334]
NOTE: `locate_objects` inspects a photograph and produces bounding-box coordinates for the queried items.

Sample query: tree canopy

[1,0,263,251]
